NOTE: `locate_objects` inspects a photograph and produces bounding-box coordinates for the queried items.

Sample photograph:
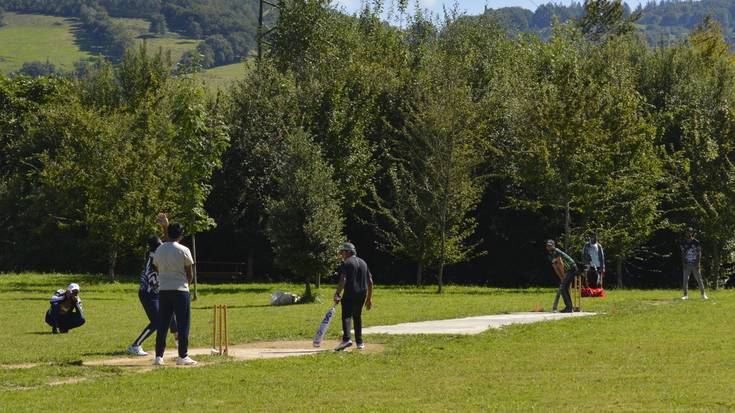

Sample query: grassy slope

[0,13,91,74]
[194,61,251,91]
[1,273,733,411]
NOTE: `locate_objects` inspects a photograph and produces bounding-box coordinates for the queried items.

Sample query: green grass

[194,61,251,90]
[0,13,91,74]
[110,17,200,64]
[1,273,733,411]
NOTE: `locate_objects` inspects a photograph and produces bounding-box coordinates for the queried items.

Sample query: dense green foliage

[0,46,228,279]
[4,0,735,289]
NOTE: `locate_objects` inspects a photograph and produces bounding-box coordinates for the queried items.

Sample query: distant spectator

[45,283,85,334]
[680,228,707,300]
[582,233,605,288]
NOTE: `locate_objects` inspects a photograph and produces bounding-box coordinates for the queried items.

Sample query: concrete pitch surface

[362,312,596,335]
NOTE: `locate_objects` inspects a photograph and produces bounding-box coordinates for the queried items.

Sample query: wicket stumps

[211,304,229,356]
[570,275,582,312]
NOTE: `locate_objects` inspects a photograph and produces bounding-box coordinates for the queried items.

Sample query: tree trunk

[564,200,571,247]
[191,234,198,301]
[317,273,321,289]
[247,249,254,278]
[303,281,313,302]
[108,249,118,282]
[615,256,623,288]
[416,261,423,287]
[712,246,721,290]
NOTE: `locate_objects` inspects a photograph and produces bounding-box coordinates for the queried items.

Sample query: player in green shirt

[545,239,578,313]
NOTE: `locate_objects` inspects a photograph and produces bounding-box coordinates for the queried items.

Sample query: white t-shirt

[153,241,194,292]
[588,243,602,268]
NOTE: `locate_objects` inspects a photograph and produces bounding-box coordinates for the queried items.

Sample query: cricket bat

[312,305,336,347]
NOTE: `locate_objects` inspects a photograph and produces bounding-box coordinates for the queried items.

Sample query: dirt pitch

[83,340,384,370]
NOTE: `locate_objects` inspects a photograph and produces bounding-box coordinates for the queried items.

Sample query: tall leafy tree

[265,128,344,299]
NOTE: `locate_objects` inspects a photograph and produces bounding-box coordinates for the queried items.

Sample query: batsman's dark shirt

[338,256,371,295]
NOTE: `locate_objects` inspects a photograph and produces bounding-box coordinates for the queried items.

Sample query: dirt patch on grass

[83,340,384,369]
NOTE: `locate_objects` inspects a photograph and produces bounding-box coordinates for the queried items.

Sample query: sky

[333,0,647,14]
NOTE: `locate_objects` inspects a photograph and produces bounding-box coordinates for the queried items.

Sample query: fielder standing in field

[334,242,373,351]
[152,218,197,366]
[545,239,577,313]
[680,228,707,300]
[582,233,605,288]
[45,283,85,334]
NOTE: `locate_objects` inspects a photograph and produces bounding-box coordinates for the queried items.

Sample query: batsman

[333,242,373,351]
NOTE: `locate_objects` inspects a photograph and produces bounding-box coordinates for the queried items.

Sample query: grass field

[0,13,91,74]
[195,61,251,90]
[1,273,733,411]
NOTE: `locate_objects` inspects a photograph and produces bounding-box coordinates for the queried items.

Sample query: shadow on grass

[194,304,272,310]
[69,20,108,59]
[82,351,127,357]
[196,287,271,295]
[376,287,549,296]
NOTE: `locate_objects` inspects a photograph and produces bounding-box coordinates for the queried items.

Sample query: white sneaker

[682,295,689,300]
[335,340,353,351]
[176,356,198,366]
[153,356,164,366]
[702,294,708,300]
[356,342,365,349]
[127,345,148,356]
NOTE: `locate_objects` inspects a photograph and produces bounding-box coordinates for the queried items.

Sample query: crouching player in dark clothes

[45,283,85,334]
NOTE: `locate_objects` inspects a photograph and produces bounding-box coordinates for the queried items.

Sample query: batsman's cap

[545,239,555,247]
[67,283,80,293]
[339,242,356,253]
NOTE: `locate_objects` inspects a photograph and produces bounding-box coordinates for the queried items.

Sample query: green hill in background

[0,12,245,87]
[0,13,90,73]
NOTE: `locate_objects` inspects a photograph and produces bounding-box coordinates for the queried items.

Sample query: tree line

[486,0,735,45]
[2,0,735,294]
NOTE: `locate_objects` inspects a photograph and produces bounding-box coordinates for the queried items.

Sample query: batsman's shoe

[127,345,148,356]
[682,295,689,300]
[356,342,365,349]
[702,294,709,300]
[153,356,164,366]
[176,356,198,366]
[335,340,353,351]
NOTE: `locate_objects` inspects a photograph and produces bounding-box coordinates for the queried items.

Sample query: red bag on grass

[581,287,605,298]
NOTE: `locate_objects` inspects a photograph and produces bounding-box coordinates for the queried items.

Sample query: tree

[216,63,299,278]
[149,13,168,36]
[659,18,735,288]
[372,41,489,292]
[16,61,63,78]
[265,128,344,300]
[576,0,641,43]
[36,47,228,279]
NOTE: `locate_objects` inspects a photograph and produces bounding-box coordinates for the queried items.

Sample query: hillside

[0,13,91,73]
[485,0,735,44]
[0,12,246,86]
